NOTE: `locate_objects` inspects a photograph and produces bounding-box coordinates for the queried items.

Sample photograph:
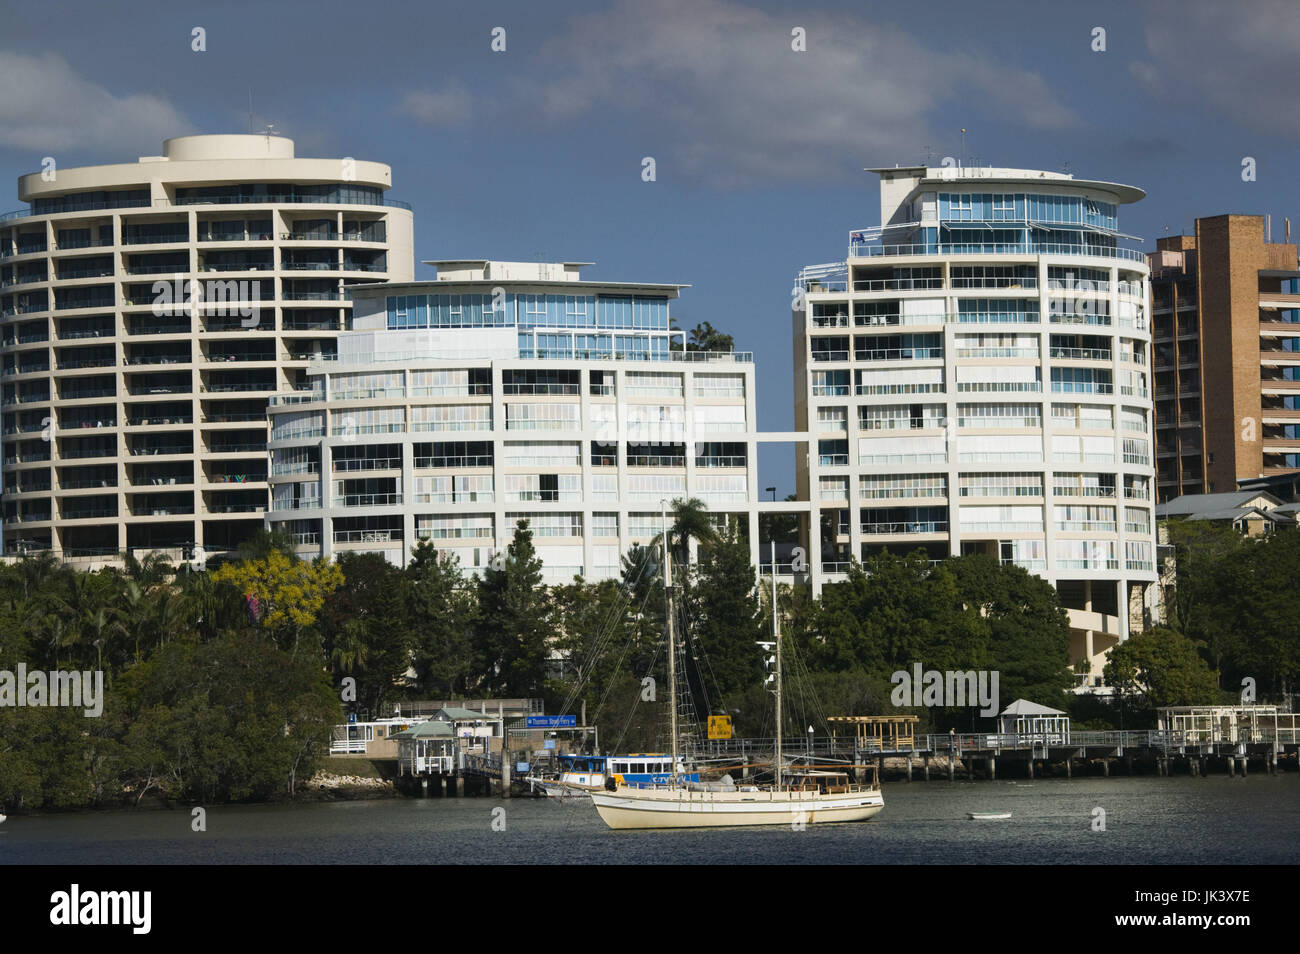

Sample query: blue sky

[2,0,1296,492]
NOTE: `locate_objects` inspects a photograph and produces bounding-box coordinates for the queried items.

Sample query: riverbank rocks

[302,772,398,800]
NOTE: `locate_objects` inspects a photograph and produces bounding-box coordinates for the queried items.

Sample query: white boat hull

[591,787,884,829]
[531,779,598,799]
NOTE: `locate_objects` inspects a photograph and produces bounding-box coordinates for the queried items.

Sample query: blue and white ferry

[530,754,699,798]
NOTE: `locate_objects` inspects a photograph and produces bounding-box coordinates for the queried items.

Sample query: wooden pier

[694,725,1300,781]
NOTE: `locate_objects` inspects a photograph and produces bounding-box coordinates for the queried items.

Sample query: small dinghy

[968,812,1011,820]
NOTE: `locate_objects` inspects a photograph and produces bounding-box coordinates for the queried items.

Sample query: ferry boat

[529,753,698,798]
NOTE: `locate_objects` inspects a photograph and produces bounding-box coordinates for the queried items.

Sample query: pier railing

[695,727,1300,762]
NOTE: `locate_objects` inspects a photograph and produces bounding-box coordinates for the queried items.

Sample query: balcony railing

[333,529,400,543]
[1050,348,1111,361]
[860,521,948,534]
[855,347,944,361]
[848,242,1145,262]
[413,455,492,469]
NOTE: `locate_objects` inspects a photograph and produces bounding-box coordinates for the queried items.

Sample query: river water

[2,776,1297,865]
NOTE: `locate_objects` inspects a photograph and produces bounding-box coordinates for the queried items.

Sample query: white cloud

[1132,0,1300,137]
[526,0,1077,185]
[399,84,472,126]
[0,51,192,154]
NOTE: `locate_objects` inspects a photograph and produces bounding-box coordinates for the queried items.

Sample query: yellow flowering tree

[212,551,344,655]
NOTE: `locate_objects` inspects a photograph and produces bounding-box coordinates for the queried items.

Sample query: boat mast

[772,539,781,792]
[662,500,678,778]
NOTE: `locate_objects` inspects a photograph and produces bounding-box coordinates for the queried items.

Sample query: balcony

[123,232,190,246]
[333,529,401,543]
[854,347,943,362]
[627,454,686,467]
[1050,313,1113,327]
[129,444,192,457]
[413,454,491,469]
[847,241,1145,263]
[334,456,402,472]
[860,520,948,534]
[1050,347,1110,361]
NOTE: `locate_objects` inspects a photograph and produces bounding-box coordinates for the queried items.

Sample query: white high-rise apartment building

[0,135,414,562]
[795,165,1158,683]
[266,261,766,582]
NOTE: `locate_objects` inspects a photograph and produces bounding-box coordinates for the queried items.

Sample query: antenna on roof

[248,88,253,134]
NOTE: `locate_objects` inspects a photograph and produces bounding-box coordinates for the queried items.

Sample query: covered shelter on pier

[998,699,1069,743]
[393,719,456,776]
[827,715,919,752]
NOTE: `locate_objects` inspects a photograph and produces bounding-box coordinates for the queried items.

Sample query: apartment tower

[266,260,765,582]
[795,165,1158,684]
[1148,215,1300,501]
[0,134,414,561]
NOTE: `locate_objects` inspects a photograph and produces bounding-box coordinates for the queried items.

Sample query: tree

[1103,626,1221,709]
[474,520,551,696]
[686,525,764,708]
[319,552,413,718]
[210,550,344,655]
[687,321,735,353]
[946,554,1073,706]
[405,543,477,696]
[652,497,718,567]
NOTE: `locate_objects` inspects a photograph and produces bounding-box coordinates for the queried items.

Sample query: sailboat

[591,508,884,830]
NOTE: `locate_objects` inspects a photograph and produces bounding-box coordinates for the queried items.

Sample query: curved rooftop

[868,164,1145,204]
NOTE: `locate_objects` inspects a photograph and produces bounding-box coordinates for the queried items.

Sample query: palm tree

[121,551,174,589]
[664,497,718,567]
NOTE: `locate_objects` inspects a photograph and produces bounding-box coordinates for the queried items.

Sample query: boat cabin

[783,770,854,795]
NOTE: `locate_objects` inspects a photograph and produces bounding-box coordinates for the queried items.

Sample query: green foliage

[8,517,1292,813]
[1103,626,1222,709]
[474,520,550,696]
[405,543,477,697]
[685,526,764,706]
[320,552,413,718]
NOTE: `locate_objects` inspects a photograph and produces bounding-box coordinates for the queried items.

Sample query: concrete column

[1027,757,1034,780]
[989,756,996,781]
[1227,756,1234,777]
[905,756,912,782]
[923,755,930,781]
[948,754,955,781]
[1102,757,1109,777]
[502,757,511,798]
[1065,756,1071,778]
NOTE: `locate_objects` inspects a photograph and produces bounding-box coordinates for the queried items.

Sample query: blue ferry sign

[526,715,577,728]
